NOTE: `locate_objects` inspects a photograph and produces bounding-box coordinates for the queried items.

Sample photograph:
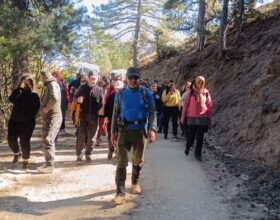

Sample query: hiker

[69,72,82,102]
[7,75,40,169]
[52,71,70,136]
[150,82,163,133]
[37,71,62,174]
[161,80,180,139]
[74,70,103,162]
[69,74,87,130]
[180,81,192,136]
[180,76,212,162]
[104,79,124,160]
[111,67,157,205]
[96,79,110,146]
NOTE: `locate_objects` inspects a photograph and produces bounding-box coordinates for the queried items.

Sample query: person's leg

[19,120,36,169]
[131,130,147,194]
[163,107,171,138]
[76,114,88,158]
[107,121,114,160]
[7,119,21,163]
[40,113,62,169]
[113,129,131,205]
[171,107,179,137]
[185,125,196,155]
[194,126,205,161]
[85,115,99,161]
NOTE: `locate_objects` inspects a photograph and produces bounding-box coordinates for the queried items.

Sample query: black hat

[88,70,99,78]
[126,67,140,78]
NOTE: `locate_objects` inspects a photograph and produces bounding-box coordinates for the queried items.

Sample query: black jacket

[9,88,40,122]
[104,92,115,119]
[75,84,103,116]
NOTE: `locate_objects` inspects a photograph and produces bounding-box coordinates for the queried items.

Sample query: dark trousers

[76,113,99,156]
[107,121,115,152]
[8,119,36,160]
[186,125,207,157]
[163,106,179,136]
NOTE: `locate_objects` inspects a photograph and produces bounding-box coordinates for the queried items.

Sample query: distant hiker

[37,71,62,174]
[180,76,212,162]
[69,74,88,129]
[69,72,81,102]
[52,71,70,136]
[180,81,191,136]
[7,75,40,169]
[96,79,110,146]
[74,71,103,162]
[111,67,157,205]
[150,82,163,133]
[104,79,124,160]
[161,80,180,139]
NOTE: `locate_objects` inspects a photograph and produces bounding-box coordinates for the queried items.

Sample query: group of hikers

[6,66,212,205]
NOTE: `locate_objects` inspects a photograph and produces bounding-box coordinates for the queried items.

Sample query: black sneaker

[195,155,202,162]
[184,148,190,156]
[85,155,92,162]
[12,153,21,164]
[22,161,28,169]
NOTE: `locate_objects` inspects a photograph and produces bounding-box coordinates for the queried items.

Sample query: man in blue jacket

[111,67,157,205]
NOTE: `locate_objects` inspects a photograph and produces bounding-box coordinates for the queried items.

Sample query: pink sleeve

[180,92,191,124]
[206,93,212,123]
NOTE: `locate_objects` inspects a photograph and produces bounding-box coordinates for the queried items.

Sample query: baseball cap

[126,67,140,78]
[88,70,99,79]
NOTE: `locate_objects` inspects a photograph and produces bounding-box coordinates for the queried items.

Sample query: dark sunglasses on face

[128,75,139,80]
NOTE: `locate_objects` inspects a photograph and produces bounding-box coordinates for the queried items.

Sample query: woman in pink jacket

[180,76,212,161]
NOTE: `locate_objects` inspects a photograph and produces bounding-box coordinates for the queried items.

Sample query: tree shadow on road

[0,190,117,216]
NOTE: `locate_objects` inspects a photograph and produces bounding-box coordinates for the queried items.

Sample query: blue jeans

[157,112,163,131]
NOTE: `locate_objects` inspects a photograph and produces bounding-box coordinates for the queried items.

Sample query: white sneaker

[37,165,54,174]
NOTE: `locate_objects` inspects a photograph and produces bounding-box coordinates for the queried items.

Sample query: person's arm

[8,88,22,104]
[180,92,191,124]
[31,93,41,117]
[110,92,120,145]
[147,90,157,132]
[177,90,181,109]
[44,82,60,111]
[161,90,169,104]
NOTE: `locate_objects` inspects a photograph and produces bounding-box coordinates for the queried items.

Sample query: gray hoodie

[41,78,61,115]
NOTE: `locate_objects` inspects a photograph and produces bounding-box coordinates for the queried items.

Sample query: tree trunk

[219,0,229,59]
[12,56,29,89]
[133,0,142,67]
[235,0,245,43]
[196,0,206,52]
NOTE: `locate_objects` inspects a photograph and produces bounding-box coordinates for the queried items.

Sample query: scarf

[193,76,206,106]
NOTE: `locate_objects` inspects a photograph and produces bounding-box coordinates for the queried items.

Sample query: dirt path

[0,120,265,219]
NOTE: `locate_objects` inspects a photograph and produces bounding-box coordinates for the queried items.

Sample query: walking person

[104,80,124,160]
[37,71,62,174]
[111,67,157,205]
[161,81,180,139]
[180,76,212,161]
[7,75,40,169]
[52,71,70,136]
[75,71,103,162]
[180,81,191,136]
[150,82,163,133]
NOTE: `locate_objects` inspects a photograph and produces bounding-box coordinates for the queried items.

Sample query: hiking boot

[85,155,92,162]
[112,194,125,205]
[132,184,142,194]
[22,161,28,169]
[108,150,113,160]
[184,147,190,156]
[12,152,21,164]
[195,155,202,162]
[37,165,54,174]
[77,154,83,162]
[164,134,167,139]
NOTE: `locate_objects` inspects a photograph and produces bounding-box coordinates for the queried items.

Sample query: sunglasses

[128,75,139,80]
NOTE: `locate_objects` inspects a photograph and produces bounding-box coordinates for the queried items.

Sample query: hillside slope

[141,10,280,167]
